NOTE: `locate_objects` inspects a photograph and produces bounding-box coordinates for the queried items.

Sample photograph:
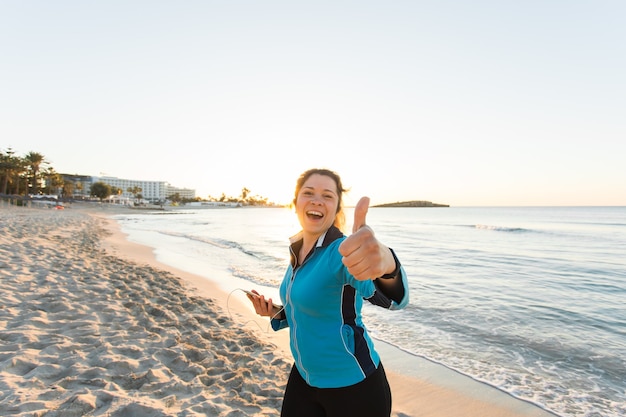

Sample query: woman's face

[295,173,339,238]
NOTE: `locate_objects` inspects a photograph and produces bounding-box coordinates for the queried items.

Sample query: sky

[2,1,625,207]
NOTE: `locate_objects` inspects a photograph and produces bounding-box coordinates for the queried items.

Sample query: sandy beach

[0,204,558,417]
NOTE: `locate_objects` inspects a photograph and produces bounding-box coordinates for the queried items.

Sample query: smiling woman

[246,167,409,417]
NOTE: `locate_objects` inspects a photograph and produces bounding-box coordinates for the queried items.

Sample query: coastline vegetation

[0,148,281,206]
[373,200,449,208]
[2,148,445,208]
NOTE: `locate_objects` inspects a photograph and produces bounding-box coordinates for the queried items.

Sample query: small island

[373,200,449,208]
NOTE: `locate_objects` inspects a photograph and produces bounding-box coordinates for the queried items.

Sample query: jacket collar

[289,225,344,248]
[289,225,345,266]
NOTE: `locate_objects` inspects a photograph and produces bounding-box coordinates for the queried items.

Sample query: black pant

[280,363,392,417]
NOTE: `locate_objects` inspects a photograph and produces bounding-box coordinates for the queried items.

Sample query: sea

[112,206,626,417]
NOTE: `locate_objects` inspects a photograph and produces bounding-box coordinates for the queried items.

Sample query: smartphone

[243,290,282,309]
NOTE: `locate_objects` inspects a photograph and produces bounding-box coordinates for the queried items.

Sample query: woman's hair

[293,168,347,232]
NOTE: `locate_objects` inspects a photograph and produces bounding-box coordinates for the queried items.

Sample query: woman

[247,168,409,417]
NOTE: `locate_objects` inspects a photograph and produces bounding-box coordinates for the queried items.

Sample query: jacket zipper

[286,244,311,384]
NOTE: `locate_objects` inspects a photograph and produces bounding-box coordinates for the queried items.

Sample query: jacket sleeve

[344,246,409,311]
[270,314,289,331]
[368,249,409,310]
[368,264,409,310]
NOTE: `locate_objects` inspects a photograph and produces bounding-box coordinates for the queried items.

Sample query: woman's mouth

[306,210,324,219]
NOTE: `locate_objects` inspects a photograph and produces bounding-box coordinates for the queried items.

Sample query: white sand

[0,204,558,417]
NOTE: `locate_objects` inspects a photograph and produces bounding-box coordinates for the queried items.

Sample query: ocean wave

[474,224,529,232]
[158,230,239,250]
[228,265,279,287]
[156,230,284,264]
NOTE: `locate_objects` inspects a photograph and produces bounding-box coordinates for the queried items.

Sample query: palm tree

[62,181,75,198]
[127,186,142,205]
[75,181,83,198]
[0,149,15,194]
[0,149,28,195]
[25,151,46,195]
[42,167,63,195]
[240,187,250,203]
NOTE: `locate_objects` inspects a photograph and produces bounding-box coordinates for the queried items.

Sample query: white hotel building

[90,176,195,202]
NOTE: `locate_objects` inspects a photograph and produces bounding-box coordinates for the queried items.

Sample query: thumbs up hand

[338,197,397,281]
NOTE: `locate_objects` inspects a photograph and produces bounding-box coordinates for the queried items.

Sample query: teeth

[307,210,323,217]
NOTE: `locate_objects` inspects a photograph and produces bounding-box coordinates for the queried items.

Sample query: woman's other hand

[246,289,281,317]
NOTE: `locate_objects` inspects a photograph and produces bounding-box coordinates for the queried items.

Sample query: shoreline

[374,341,558,417]
[1,204,558,416]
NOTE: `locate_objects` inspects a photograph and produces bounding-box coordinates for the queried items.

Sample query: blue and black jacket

[271,225,409,388]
